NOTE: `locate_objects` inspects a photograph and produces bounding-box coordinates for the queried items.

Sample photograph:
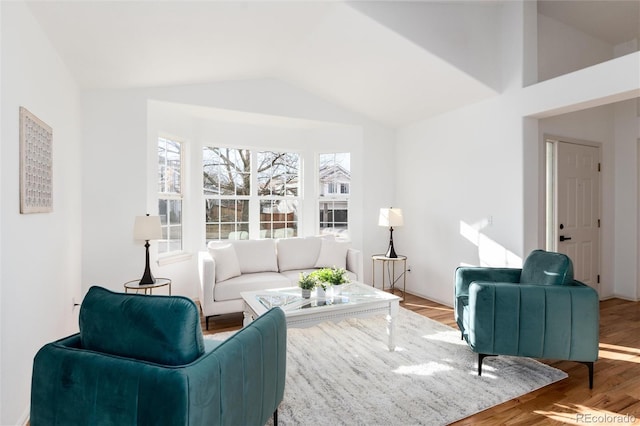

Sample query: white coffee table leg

[243,302,255,327]
[387,300,399,351]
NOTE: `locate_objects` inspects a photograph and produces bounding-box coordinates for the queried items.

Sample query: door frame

[544,134,602,291]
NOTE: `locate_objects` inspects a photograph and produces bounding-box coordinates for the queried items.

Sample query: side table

[371,255,407,300]
[124,278,172,295]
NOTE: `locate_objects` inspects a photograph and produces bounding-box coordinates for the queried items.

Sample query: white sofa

[198,236,363,329]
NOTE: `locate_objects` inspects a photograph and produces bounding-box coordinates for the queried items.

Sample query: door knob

[559,235,572,242]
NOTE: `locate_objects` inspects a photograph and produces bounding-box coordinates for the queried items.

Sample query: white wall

[396,97,524,305]
[394,1,529,305]
[82,80,395,300]
[537,13,613,83]
[613,99,639,300]
[0,2,83,424]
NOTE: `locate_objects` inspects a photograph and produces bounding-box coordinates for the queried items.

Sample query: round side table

[371,255,407,300]
[124,278,172,295]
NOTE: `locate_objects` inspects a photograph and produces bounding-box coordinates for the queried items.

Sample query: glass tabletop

[253,283,395,312]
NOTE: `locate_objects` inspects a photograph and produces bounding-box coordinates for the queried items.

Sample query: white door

[555,141,601,290]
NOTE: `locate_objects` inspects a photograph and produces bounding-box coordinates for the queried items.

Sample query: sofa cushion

[276,237,323,272]
[214,272,291,301]
[208,244,241,282]
[520,249,574,285]
[314,239,350,269]
[79,286,204,366]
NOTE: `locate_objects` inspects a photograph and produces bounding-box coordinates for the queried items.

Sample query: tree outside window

[203,148,300,240]
[203,147,250,240]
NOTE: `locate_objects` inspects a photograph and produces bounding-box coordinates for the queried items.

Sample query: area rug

[206,307,567,425]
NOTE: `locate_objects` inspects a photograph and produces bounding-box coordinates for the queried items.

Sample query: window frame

[317,152,351,237]
[157,136,185,256]
[203,146,302,241]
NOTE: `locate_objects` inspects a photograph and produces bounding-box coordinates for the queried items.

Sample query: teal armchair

[30,286,286,425]
[455,250,599,388]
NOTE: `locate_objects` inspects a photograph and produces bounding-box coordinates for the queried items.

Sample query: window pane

[319,200,348,237]
[257,151,299,197]
[203,147,250,196]
[319,153,350,236]
[260,199,298,239]
[205,198,250,241]
[159,199,182,253]
[319,153,350,197]
[158,137,181,194]
[158,137,183,254]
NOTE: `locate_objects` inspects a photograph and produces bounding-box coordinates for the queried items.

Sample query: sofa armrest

[198,251,216,315]
[467,281,599,361]
[346,248,363,281]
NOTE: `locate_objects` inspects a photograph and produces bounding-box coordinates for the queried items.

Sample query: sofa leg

[580,361,594,389]
[273,409,278,425]
[205,316,211,330]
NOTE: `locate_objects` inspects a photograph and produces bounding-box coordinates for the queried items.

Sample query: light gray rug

[206,307,567,425]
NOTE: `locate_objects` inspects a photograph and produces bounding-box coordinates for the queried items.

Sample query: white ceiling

[25,1,639,127]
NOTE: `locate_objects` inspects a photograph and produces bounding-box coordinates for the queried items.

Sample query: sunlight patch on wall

[459,220,522,267]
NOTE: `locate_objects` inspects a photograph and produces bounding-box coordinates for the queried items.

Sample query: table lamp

[133,214,162,284]
[378,207,403,258]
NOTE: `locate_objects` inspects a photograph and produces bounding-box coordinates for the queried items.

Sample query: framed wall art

[20,107,53,214]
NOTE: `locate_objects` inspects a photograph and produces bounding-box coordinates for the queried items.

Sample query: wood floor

[202,294,640,425]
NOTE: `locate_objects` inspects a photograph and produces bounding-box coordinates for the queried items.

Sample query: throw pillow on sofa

[208,244,242,282]
[314,239,350,269]
[276,237,323,272]
[228,239,279,274]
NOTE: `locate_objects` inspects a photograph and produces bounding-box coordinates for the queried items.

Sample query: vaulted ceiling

[25,1,639,127]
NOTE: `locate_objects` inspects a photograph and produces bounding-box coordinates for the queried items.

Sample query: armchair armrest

[184,308,286,426]
[346,248,363,281]
[468,281,599,361]
[455,266,522,297]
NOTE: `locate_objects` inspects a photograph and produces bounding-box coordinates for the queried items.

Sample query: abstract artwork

[20,107,53,214]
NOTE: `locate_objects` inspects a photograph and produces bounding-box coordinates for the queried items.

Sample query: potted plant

[298,272,316,299]
[311,267,350,295]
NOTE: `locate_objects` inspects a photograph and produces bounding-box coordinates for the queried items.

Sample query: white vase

[316,287,326,298]
[301,289,311,299]
[333,285,342,296]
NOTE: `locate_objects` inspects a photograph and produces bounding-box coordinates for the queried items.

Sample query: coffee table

[241,282,400,351]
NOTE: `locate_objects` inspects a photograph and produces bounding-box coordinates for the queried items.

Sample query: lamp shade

[378,208,403,227]
[133,215,162,241]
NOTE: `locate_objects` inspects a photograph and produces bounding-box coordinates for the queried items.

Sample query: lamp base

[385,244,398,259]
[385,227,398,258]
[139,240,156,285]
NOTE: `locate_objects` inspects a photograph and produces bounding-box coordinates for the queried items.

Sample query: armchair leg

[273,409,278,425]
[579,361,594,389]
[477,353,496,376]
